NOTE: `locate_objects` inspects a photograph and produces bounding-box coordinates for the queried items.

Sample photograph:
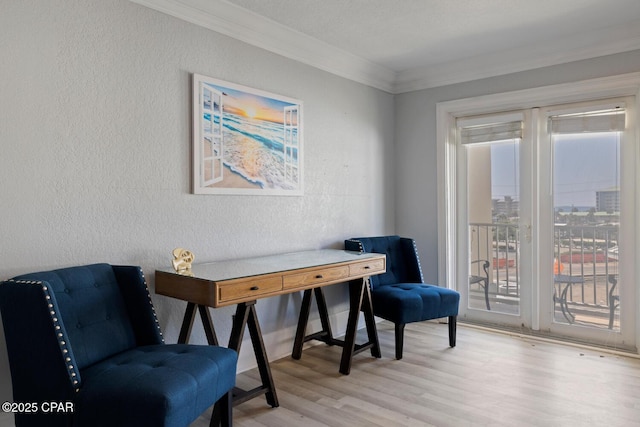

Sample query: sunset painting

[192,74,303,195]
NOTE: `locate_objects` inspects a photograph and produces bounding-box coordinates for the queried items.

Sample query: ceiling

[132,0,640,93]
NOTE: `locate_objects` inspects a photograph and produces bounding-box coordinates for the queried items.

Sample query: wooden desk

[155,249,386,408]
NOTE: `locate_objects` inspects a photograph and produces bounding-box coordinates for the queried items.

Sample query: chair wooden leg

[210,391,232,427]
[395,323,405,360]
[448,316,457,347]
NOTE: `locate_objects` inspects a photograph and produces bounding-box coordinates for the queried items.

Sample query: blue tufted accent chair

[345,236,460,359]
[0,264,237,427]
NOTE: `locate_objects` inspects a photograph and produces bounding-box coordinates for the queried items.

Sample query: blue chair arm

[0,280,77,404]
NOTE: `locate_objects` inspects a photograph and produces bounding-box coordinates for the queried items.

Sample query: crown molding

[131,0,640,95]
[394,19,640,94]
[130,0,396,92]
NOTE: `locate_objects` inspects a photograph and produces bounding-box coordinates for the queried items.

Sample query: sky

[205,82,297,124]
[491,133,620,208]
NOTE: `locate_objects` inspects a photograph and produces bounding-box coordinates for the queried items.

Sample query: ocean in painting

[205,111,299,190]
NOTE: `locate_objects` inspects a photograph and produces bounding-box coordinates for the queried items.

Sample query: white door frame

[436,72,640,349]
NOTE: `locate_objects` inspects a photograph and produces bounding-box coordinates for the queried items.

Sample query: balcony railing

[469,222,619,329]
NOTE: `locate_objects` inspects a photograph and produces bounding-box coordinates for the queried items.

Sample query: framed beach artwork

[192,74,303,195]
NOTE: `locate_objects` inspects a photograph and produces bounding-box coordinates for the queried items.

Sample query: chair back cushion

[12,264,136,369]
[346,236,423,288]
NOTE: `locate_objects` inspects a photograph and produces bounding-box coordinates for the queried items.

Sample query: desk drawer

[218,276,283,303]
[283,266,349,290]
[349,258,385,276]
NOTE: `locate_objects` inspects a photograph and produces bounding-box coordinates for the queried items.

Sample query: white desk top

[158,249,384,282]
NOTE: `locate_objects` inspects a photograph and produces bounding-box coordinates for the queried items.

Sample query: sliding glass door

[538,99,634,346]
[450,94,636,348]
[456,111,531,328]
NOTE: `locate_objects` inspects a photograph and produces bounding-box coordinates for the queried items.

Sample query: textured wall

[0,0,395,401]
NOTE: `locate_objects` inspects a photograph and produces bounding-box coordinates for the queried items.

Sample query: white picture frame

[192,74,303,196]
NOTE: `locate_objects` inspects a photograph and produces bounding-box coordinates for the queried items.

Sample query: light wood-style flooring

[2,321,638,427]
[193,320,640,427]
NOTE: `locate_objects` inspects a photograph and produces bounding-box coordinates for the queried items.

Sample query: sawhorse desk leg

[176,301,279,408]
[292,287,339,359]
[292,278,381,375]
[228,301,279,407]
[178,302,219,346]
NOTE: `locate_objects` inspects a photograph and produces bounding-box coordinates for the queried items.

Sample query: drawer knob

[364,266,371,269]
[250,286,260,291]
[315,275,323,279]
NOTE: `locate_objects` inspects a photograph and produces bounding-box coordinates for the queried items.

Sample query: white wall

[395,49,640,284]
[0,0,395,401]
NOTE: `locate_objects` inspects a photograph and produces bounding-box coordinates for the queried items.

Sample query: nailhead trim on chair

[410,239,425,283]
[138,268,164,343]
[6,279,82,391]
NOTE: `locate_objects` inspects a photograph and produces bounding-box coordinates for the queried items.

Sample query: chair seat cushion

[372,283,459,324]
[75,344,237,427]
